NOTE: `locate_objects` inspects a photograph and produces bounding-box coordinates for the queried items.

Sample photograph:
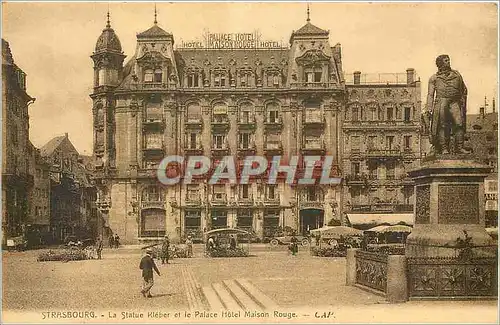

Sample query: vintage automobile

[269,235,310,247]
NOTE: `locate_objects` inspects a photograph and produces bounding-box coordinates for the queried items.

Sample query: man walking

[161,235,170,264]
[185,235,193,258]
[96,236,103,260]
[139,248,161,298]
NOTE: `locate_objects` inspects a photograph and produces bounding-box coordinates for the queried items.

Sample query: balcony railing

[185,146,204,155]
[301,140,325,154]
[186,117,203,128]
[141,201,166,210]
[211,117,230,130]
[141,82,167,89]
[211,146,230,156]
[238,117,256,129]
[365,149,402,159]
[264,197,280,206]
[303,112,325,125]
[185,195,202,206]
[238,195,253,206]
[264,118,283,129]
[290,82,342,89]
[211,193,227,205]
[349,203,413,213]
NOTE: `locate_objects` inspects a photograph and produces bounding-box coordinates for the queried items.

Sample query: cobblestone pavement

[2,244,498,323]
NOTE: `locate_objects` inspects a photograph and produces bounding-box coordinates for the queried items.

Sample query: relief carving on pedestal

[415,185,430,224]
[438,184,479,224]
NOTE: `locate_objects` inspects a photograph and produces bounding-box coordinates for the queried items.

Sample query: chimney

[65,132,68,138]
[353,71,361,85]
[406,68,415,84]
[493,98,496,113]
[480,107,485,118]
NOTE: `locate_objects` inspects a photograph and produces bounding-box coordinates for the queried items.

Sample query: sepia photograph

[1,1,499,323]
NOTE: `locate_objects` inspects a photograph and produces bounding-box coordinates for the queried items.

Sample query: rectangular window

[220,76,226,87]
[268,110,278,123]
[240,184,250,199]
[404,136,411,149]
[404,107,411,122]
[368,162,378,179]
[352,162,360,176]
[387,107,394,120]
[241,111,250,123]
[190,133,197,149]
[386,136,394,150]
[267,185,277,200]
[212,185,226,200]
[352,107,359,121]
[187,185,200,201]
[386,162,395,180]
[314,71,322,82]
[213,134,225,149]
[306,72,314,83]
[239,133,251,149]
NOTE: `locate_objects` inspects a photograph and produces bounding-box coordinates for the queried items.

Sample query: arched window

[266,103,280,123]
[142,186,164,202]
[144,69,154,83]
[239,103,254,123]
[154,69,163,83]
[212,103,228,122]
[187,103,202,122]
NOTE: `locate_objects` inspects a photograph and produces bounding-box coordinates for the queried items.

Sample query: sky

[2,2,498,154]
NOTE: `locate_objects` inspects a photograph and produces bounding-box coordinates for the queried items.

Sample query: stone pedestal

[406,157,495,258]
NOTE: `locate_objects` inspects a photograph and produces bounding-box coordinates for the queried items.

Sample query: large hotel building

[91,14,422,243]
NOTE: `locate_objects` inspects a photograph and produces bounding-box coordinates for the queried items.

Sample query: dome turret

[94,12,122,54]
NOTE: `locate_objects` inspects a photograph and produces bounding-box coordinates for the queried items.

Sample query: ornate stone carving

[438,184,479,224]
[415,185,430,224]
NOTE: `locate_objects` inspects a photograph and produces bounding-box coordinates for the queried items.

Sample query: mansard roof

[175,49,289,69]
[137,24,172,39]
[293,22,329,37]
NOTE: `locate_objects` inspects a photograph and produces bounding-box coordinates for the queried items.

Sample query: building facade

[2,39,36,243]
[40,133,99,243]
[26,142,51,246]
[465,98,498,227]
[91,17,346,243]
[342,71,422,228]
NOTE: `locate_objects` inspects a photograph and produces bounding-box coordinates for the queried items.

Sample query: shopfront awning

[347,213,414,228]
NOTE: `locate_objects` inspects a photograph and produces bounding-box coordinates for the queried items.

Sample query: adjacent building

[91,16,347,243]
[465,98,498,227]
[1,39,36,244]
[40,133,99,243]
[341,71,422,228]
[26,142,51,246]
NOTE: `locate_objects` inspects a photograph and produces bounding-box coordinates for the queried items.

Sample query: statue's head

[435,54,451,71]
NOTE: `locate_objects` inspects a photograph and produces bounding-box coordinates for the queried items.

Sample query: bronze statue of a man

[426,54,468,154]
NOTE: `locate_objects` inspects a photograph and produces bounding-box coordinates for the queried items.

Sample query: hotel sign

[179,30,284,50]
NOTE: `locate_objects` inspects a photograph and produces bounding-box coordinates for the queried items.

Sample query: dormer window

[154,69,163,83]
[144,69,154,83]
[305,68,322,83]
[188,73,199,87]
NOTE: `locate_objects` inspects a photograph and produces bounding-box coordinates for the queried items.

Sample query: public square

[2,245,498,323]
